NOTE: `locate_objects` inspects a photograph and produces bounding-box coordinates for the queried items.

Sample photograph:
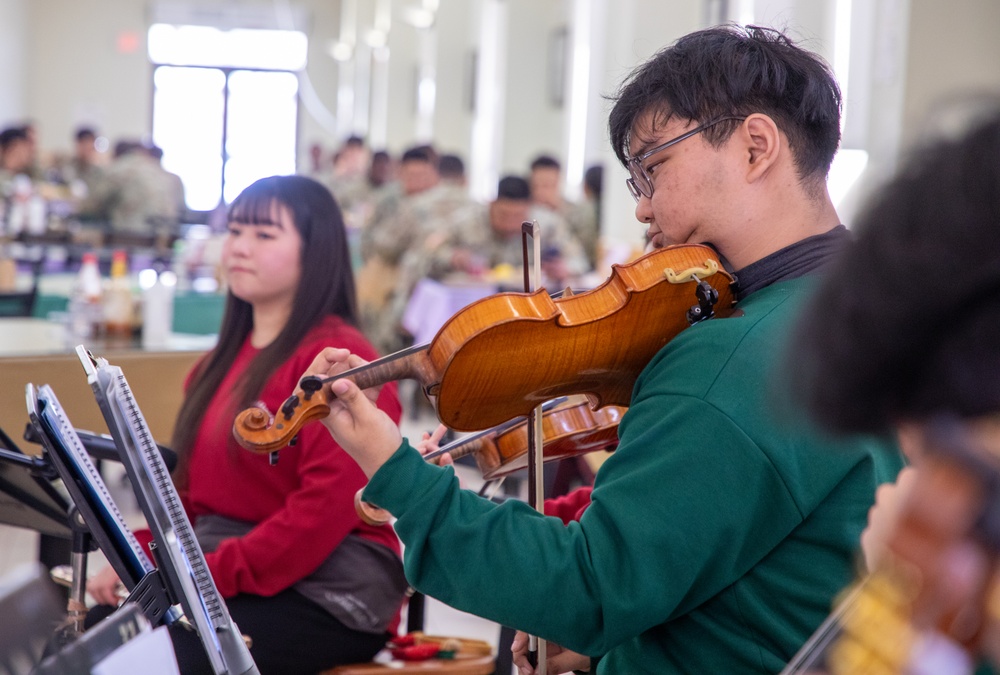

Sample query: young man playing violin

[304,25,904,673]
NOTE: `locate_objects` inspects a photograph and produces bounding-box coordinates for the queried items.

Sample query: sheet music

[78,346,258,675]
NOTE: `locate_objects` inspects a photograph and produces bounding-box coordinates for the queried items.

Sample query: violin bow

[521,220,548,673]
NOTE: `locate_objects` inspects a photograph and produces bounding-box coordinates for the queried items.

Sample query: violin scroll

[354,488,392,526]
[233,382,333,454]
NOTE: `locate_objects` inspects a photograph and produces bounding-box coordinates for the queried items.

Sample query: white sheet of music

[92,626,179,675]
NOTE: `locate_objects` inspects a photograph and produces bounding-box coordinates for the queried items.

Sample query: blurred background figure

[375,151,481,355]
[0,126,42,236]
[306,141,327,180]
[528,154,594,275]
[356,144,441,354]
[422,174,587,289]
[574,164,603,272]
[61,127,107,201]
[147,145,187,237]
[79,140,184,249]
[0,126,34,189]
[326,135,371,213]
[367,150,394,191]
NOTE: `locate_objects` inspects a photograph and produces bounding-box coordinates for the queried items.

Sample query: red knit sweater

[162,315,403,631]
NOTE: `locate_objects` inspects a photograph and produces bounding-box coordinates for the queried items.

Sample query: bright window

[148,24,305,211]
[148,24,307,71]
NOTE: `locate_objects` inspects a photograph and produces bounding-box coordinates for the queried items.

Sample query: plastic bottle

[67,252,104,341]
[103,249,134,341]
[141,270,176,349]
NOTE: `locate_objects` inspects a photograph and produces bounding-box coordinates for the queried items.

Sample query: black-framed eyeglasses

[625,116,746,202]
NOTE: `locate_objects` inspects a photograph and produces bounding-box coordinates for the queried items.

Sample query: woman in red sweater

[89,175,406,674]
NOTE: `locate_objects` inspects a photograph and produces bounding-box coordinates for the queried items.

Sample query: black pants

[89,588,389,675]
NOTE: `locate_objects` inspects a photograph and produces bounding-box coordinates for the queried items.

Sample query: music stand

[25,384,173,637]
[79,346,258,675]
[0,426,71,540]
[0,563,65,675]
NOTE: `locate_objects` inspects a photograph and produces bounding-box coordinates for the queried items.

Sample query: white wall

[595,0,705,252]
[903,0,1000,142]
[0,0,27,127]
[430,0,475,158]
[24,0,151,152]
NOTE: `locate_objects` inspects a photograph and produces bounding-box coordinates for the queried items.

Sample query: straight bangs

[228,181,282,226]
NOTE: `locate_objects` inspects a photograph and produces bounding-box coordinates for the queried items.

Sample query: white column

[469,0,508,201]
[562,0,593,201]
[368,0,392,148]
[0,0,27,125]
[335,0,358,139]
[595,0,702,262]
[414,25,438,143]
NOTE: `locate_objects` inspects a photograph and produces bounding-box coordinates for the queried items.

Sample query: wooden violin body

[233,243,735,453]
[448,396,624,480]
[355,396,625,525]
[422,243,733,430]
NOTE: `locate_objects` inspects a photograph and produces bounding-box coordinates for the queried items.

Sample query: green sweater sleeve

[364,390,804,655]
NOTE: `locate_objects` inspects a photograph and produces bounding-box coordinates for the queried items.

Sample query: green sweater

[365,276,904,673]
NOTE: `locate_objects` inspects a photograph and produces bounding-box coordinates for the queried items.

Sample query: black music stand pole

[50,504,97,649]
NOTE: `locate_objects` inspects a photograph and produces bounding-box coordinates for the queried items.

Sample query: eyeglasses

[625,116,746,202]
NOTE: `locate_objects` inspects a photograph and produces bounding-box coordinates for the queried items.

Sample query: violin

[781,417,1000,674]
[232,243,735,453]
[429,395,624,481]
[354,395,625,526]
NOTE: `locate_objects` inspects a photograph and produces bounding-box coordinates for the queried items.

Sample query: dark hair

[789,113,1000,434]
[497,175,531,201]
[113,140,142,158]
[74,127,97,142]
[401,144,437,165]
[0,127,28,152]
[608,24,842,184]
[438,153,465,179]
[584,165,603,198]
[530,155,561,172]
[171,175,357,483]
[344,135,365,148]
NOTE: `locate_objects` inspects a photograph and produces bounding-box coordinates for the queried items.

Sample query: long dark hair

[171,175,357,483]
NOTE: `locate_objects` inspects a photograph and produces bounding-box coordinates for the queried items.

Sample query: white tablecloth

[401,278,497,345]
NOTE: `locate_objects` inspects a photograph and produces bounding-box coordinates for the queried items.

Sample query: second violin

[435,396,624,481]
[354,396,626,526]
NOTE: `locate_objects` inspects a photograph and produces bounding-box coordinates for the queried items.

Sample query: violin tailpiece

[663,259,720,284]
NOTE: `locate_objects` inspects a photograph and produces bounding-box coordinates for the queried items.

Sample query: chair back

[0,289,38,317]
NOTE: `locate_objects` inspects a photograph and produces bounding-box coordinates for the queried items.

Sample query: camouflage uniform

[527,204,590,280]
[359,182,480,355]
[563,198,599,271]
[326,173,376,233]
[81,152,182,241]
[406,201,589,292]
[60,158,107,201]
